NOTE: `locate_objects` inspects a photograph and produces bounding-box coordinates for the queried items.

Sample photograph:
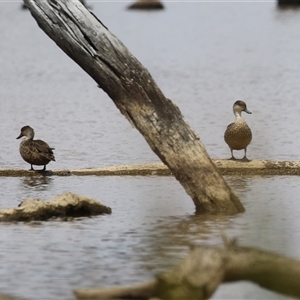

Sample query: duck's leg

[42,165,46,171]
[229,149,236,160]
[30,164,35,171]
[241,148,250,162]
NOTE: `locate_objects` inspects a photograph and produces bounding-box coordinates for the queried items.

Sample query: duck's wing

[34,140,56,161]
[226,122,234,129]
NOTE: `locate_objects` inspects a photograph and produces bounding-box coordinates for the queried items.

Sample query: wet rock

[128,0,164,10]
[0,192,111,222]
[277,0,300,6]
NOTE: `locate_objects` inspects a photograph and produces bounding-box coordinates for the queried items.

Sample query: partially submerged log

[0,192,111,222]
[74,242,300,300]
[213,159,300,175]
[23,0,243,214]
[128,0,164,10]
[2,160,300,177]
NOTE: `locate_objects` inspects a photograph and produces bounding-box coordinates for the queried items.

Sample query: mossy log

[74,241,300,300]
[23,0,244,214]
[0,192,111,222]
[128,0,164,10]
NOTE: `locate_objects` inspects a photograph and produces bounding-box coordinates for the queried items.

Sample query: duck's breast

[224,120,252,150]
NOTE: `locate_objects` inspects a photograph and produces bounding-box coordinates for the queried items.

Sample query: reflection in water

[21,175,53,191]
[1,175,299,300]
[136,213,233,274]
[225,175,252,194]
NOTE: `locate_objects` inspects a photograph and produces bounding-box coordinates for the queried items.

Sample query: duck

[16,126,55,171]
[224,100,252,161]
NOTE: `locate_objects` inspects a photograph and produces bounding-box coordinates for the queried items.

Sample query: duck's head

[233,100,252,116]
[16,125,35,140]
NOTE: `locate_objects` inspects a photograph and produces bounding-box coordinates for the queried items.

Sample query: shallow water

[0,175,300,299]
[1,1,300,299]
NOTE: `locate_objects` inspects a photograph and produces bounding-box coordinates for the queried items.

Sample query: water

[0,175,300,299]
[1,1,300,299]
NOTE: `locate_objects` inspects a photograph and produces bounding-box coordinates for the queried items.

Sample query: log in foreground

[74,242,300,300]
[24,0,244,214]
[0,192,111,221]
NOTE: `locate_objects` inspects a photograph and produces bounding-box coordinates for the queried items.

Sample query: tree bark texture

[24,0,244,214]
[74,243,300,300]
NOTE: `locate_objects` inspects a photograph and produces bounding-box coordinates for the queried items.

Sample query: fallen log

[23,0,243,214]
[0,192,111,222]
[74,241,300,300]
[2,160,300,177]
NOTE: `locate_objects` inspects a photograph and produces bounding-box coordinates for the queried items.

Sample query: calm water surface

[1,1,300,299]
[0,175,300,300]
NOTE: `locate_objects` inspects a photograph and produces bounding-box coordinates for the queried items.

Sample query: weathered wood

[2,160,300,177]
[23,0,243,214]
[75,280,157,300]
[0,192,111,221]
[22,0,89,9]
[74,243,300,300]
[213,159,300,175]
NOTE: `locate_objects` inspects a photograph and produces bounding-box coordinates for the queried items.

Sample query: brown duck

[17,126,55,171]
[224,100,252,161]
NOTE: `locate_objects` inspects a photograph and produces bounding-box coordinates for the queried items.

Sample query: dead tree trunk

[74,242,300,300]
[23,0,244,214]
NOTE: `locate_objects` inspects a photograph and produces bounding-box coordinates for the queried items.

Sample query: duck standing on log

[224,100,252,161]
[16,126,55,171]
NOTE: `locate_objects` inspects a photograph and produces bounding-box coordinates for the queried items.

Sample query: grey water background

[1,1,300,299]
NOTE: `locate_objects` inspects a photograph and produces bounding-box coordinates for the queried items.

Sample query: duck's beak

[244,108,252,114]
[16,133,23,139]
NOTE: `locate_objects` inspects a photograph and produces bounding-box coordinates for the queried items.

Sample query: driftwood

[2,160,300,177]
[22,0,89,9]
[128,0,164,10]
[74,241,300,300]
[0,192,111,222]
[23,0,244,214]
